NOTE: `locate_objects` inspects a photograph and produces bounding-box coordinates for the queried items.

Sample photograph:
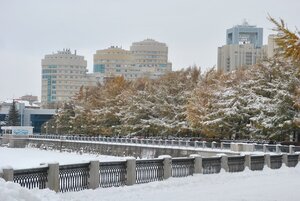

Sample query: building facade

[0,100,56,133]
[218,22,265,72]
[93,39,172,80]
[130,39,172,78]
[93,46,139,80]
[41,49,94,108]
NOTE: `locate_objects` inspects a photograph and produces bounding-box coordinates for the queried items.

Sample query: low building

[0,100,56,133]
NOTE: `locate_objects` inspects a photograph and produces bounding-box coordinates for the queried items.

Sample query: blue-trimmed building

[0,100,56,133]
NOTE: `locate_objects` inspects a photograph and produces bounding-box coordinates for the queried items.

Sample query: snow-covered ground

[0,147,299,201]
[0,147,122,169]
[0,165,299,201]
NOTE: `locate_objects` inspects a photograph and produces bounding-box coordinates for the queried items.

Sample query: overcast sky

[0,0,299,101]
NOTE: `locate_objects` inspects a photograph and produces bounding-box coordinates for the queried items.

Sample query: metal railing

[249,155,265,171]
[13,167,48,189]
[285,154,299,167]
[136,159,164,184]
[100,161,126,187]
[269,155,283,169]
[3,153,300,193]
[59,163,90,192]
[202,157,222,174]
[28,135,300,154]
[172,157,194,177]
[227,156,245,172]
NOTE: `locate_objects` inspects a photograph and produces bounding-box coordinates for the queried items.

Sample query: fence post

[263,144,268,153]
[47,163,60,192]
[244,154,251,169]
[159,155,172,180]
[282,153,288,166]
[276,144,281,153]
[3,168,14,181]
[126,157,136,186]
[221,155,229,172]
[202,141,206,148]
[212,141,216,149]
[88,160,100,189]
[289,145,295,154]
[190,154,202,174]
[220,142,224,149]
[264,154,271,168]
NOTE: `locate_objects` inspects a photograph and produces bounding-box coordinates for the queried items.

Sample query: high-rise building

[218,21,265,72]
[93,39,172,80]
[93,46,140,80]
[226,20,263,48]
[41,49,94,108]
[130,39,172,78]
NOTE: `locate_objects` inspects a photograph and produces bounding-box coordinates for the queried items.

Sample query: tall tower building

[226,20,263,48]
[218,21,265,72]
[41,49,91,108]
[130,39,172,78]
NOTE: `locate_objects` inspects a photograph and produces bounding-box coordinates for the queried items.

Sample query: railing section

[172,158,194,177]
[99,161,127,188]
[59,163,90,192]
[280,146,289,153]
[250,155,265,171]
[222,143,231,149]
[136,159,164,184]
[266,145,276,152]
[227,156,245,172]
[254,144,264,152]
[202,157,222,174]
[269,155,283,169]
[286,154,299,167]
[13,167,48,189]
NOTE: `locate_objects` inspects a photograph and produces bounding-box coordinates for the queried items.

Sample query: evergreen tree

[6,100,20,126]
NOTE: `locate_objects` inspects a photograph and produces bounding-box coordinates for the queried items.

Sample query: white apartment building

[41,49,94,108]
[218,44,265,72]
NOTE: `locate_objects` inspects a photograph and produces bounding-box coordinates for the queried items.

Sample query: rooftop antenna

[242,18,249,26]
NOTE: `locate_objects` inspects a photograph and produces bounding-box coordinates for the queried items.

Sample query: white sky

[0,0,299,101]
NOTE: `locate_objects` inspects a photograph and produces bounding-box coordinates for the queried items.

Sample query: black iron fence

[2,153,299,193]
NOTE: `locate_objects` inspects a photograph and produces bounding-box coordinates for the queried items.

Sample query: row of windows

[43,75,85,79]
[43,70,85,74]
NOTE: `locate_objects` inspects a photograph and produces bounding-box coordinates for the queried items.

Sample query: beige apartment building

[41,49,95,108]
[93,39,172,80]
[93,46,140,81]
